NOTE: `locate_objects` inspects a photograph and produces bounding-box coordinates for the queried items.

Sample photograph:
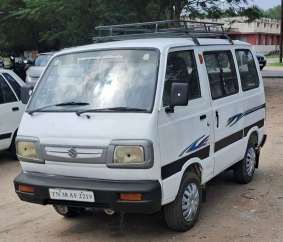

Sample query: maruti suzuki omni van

[14,20,266,232]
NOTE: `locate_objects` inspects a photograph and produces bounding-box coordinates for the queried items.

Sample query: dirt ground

[1,78,283,242]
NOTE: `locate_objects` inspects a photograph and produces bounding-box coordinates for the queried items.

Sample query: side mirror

[165,82,189,113]
[21,84,34,104]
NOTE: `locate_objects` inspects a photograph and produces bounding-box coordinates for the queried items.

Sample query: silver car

[25,52,54,85]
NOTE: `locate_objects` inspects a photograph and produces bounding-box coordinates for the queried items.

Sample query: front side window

[2,73,20,98]
[28,49,159,112]
[204,51,239,100]
[0,75,17,104]
[163,50,201,106]
[235,50,259,91]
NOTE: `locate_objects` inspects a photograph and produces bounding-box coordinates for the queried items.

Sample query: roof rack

[94,20,233,45]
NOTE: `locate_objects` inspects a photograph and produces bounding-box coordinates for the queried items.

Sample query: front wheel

[53,205,84,218]
[234,142,257,184]
[163,171,201,232]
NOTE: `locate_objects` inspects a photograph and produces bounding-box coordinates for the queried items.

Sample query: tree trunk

[174,0,183,20]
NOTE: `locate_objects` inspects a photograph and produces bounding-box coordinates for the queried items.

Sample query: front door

[0,75,21,150]
[158,48,214,183]
[203,49,244,175]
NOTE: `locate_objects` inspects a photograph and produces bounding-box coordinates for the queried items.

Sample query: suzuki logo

[68,148,78,158]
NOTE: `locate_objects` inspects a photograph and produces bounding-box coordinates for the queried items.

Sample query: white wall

[252,45,280,54]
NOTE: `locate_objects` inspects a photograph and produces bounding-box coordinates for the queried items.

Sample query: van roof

[57,38,250,56]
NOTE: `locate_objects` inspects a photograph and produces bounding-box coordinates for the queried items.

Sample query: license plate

[49,188,95,202]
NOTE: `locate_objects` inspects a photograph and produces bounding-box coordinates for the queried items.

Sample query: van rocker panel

[14,172,161,214]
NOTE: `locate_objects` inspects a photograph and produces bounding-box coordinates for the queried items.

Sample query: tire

[164,171,201,232]
[234,140,257,184]
[53,205,84,218]
[8,132,17,159]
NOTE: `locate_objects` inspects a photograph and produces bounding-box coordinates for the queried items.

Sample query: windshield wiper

[28,101,90,115]
[76,107,148,116]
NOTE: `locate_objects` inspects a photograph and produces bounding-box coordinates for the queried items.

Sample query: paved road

[262,66,283,78]
[1,78,283,242]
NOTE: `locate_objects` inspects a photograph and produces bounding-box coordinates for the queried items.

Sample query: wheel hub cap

[182,183,199,222]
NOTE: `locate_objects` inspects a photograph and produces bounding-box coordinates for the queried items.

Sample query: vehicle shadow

[0,151,18,165]
[58,170,259,240]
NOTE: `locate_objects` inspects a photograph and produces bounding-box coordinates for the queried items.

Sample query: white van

[14,21,266,231]
[0,69,26,156]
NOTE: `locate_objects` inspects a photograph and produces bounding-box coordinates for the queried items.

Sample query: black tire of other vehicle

[53,205,84,218]
[164,171,201,232]
[234,138,257,184]
[9,132,17,159]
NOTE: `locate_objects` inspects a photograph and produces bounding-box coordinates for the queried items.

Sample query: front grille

[41,145,107,164]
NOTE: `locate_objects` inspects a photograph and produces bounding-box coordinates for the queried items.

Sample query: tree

[240,5,263,21]
[0,0,251,53]
[264,5,281,19]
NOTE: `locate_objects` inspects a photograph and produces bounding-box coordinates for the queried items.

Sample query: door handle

[200,114,207,120]
[12,107,19,112]
[216,111,219,128]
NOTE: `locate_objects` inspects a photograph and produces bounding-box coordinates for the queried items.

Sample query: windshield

[34,54,53,66]
[27,49,159,113]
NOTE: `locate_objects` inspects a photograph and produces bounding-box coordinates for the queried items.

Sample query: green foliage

[240,5,263,22]
[264,5,281,19]
[0,0,250,53]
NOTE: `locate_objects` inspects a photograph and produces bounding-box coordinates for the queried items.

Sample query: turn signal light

[119,193,142,201]
[18,184,34,193]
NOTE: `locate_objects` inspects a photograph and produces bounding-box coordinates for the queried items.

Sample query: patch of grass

[268,62,283,67]
[266,54,279,58]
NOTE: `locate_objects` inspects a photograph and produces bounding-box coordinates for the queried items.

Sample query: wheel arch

[161,157,203,205]
[246,127,260,147]
[182,161,203,183]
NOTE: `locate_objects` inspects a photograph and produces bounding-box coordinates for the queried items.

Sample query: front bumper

[14,172,161,214]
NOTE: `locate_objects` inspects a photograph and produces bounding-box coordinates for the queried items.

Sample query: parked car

[0,57,4,68]
[25,52,54,85]
[0,69,26,156]
[256,53,267,70]
[14,20,266,232]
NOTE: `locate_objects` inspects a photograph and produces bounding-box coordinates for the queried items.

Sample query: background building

[197,17,281,54]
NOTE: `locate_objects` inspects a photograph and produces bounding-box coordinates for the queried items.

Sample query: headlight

[16,140,42,162]
[107,140,154,169]
[114,146,145,164]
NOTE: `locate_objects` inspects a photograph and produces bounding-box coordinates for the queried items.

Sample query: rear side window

[204,51,239,100]
[0,75,17,104]
[2,73,21,98]
[163,50,201,106]
[235,50,259,91]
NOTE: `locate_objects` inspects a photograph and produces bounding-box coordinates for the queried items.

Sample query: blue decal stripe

[179,135,209,157]
[227,104,265,127]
